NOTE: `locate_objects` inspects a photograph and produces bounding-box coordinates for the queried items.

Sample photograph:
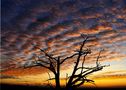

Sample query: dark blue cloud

[1,0,126,70]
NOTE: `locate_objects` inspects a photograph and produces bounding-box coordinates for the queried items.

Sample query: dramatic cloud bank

[1,0,126,74]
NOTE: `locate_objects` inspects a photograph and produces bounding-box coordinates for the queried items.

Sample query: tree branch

[66,35,88,87]
[37,56,50,64]
[33,45,57,61]
[72,77,85,88]
[39,48,57,61]
[60,53,78,64]
[96,49,102,67]
[81,54,87,74]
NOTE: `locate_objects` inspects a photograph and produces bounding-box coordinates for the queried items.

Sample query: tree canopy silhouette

[24,34,108,89]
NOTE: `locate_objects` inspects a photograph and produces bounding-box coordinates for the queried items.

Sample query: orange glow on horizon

[1,75,126,88]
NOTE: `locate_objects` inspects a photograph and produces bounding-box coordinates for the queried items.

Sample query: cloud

[1,0,126,72]
[0,74,18,79]
[92,70,126,79]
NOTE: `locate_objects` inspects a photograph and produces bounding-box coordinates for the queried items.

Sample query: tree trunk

[55,74,60,89]
[55,57,60,89]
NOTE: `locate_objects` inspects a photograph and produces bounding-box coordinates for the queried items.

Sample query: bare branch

[66,73,68,86]
[37,56,50,64]
[75,48,91,55]
[71,64,106,87]
[60,53,78,64]
[24,62,49,69]
[39,48,57,61]
[83,66,103,76]
[77,67,94,70]
[85,78,94,83]
[47,72,53,88]
[72,77,85,88]
[33,45,57,61]
[81,54,87,74]
[35,61,50,69]
[66,36,89,87]
[96,50,102,67]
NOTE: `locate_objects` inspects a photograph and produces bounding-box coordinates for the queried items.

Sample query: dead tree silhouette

[24,43,78,89]
[24,34,108,89]
[65,34,108,89]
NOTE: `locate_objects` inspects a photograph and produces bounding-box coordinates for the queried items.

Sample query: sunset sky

[1,0,126,88]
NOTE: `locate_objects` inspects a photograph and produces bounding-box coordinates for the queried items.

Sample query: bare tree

[24,34,108,89]
[24,42,78,89]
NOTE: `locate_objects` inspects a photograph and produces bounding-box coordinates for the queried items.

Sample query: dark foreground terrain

[1,84,126,90]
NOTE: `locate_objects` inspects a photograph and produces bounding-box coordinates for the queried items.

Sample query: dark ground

[0,84,126,90]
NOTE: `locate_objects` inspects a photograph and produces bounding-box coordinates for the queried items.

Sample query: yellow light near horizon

[94,77,126,88]
[1,74,126,88]
[1,61,126,88]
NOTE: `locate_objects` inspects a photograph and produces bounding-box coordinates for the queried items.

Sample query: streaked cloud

[1,0,126,85]
[0,74,18,79]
